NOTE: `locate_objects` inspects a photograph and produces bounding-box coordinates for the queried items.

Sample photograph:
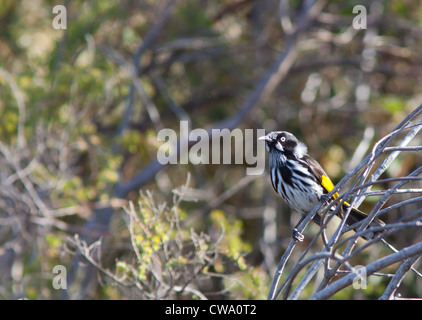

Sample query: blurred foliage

[94,193,263,299]
[0,0,421,299]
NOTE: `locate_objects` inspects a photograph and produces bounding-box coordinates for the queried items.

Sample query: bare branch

[310,242,422,300]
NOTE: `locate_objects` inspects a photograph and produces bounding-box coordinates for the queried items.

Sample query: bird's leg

[292,212,321,242]
[292,216,305,242]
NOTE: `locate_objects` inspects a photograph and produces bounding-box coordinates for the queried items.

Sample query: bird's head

[258,131,308,158]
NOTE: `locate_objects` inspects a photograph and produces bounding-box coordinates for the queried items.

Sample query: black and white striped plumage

[259,131,384,240]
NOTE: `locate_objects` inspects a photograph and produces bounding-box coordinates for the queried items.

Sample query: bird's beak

[258,135,271,142]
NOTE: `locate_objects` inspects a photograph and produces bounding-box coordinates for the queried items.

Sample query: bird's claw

[320,194,330,205]
[292,228,304,242]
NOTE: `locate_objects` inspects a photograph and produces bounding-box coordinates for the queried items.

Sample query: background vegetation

[0,0,421,299]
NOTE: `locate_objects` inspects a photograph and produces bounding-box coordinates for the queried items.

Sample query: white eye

[280,137,286,142]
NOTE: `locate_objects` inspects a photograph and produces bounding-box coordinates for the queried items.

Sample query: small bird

[259,131,384,241]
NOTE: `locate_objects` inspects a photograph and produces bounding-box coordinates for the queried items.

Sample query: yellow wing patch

[321,174,353,207]
[321,175,339,199]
